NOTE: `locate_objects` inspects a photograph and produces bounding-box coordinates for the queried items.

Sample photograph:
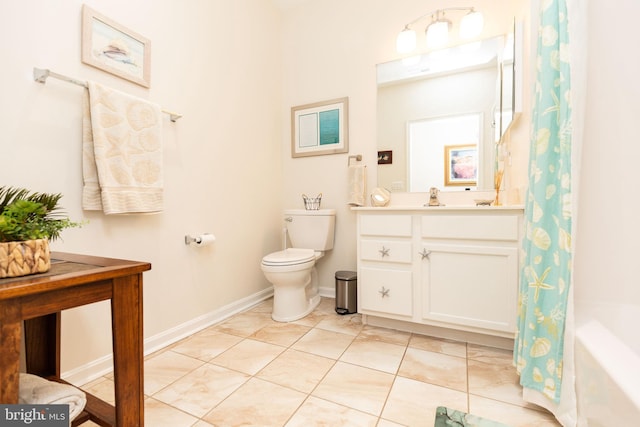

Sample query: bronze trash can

[335,270,357,314]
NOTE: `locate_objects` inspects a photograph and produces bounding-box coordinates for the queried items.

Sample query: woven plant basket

[0,238,50,278]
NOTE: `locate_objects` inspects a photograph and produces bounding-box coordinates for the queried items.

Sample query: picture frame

[81,5,151,88]
[291,97,349,158]
[377,150,393,165]
[444,144,478,186]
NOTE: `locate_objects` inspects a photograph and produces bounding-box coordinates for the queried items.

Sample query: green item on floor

[434,406,511,427]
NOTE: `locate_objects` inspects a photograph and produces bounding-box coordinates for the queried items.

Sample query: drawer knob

[379,287,390,298]
[420,249,431,260]
[379,246,390,258]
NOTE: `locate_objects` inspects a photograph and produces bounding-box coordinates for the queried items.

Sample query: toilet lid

[262,248,315,266]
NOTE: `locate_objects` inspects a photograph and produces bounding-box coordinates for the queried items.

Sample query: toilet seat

[261,248,315,266]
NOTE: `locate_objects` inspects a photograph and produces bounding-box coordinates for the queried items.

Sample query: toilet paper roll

[195,233,216,246]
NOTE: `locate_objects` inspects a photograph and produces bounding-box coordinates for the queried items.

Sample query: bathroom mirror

[377,19,521,193]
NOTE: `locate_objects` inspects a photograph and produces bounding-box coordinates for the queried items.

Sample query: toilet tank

[284,209,336,251]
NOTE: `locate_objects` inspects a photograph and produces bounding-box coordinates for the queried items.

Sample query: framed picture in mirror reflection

[444,144,478,186]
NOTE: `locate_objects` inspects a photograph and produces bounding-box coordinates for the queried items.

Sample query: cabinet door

[421,243,518,333]
[360,267,413,317]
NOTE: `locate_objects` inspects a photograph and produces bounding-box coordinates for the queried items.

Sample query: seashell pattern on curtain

[513,0,573,404]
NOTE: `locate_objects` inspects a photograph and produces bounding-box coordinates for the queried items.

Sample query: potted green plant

[0,186,83,278]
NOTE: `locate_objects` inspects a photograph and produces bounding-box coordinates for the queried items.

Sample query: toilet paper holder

[184,233,215,245]
[185,235,201,245]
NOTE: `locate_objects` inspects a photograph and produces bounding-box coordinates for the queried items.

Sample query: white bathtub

[575,303,640,426]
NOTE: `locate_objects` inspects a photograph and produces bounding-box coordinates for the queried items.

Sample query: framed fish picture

[81,5,151,88]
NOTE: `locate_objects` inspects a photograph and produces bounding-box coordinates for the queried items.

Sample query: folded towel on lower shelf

[19,373,87,421]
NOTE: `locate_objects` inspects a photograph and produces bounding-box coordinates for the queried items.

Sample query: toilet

[261,209,336,322]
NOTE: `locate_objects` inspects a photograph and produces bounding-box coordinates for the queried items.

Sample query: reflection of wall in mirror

[409,114,481,191]
[377,66,496,192]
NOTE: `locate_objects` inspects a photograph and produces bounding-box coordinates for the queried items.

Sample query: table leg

[111,274,144,427]
[24,313,61,378]
[0,301,21,403]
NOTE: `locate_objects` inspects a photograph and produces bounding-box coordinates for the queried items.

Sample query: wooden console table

[0,252,151,426]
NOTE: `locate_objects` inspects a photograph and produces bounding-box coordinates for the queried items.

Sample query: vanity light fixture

[396,7,484,53]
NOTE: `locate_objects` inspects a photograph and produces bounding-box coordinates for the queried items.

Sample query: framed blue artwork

[291,97,349,158]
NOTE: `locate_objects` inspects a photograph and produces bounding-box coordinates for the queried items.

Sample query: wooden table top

[0,252,151,300]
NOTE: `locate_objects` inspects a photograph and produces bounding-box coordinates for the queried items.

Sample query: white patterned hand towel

[19,373,87,421]
[348,164,367,206]
[82,81,163,214]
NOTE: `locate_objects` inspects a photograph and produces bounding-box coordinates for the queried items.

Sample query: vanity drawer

[360,239,412,263]
[360,267,412,316]
[360,215,412,237]
[421,215,519,241]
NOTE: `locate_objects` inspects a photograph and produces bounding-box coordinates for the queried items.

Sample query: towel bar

[348,154,362,165]
[33,67,183,122]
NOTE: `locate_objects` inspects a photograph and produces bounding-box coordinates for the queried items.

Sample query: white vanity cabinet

[355,207,523,341]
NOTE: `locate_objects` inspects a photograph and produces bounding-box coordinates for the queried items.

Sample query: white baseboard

[63,287,274,386]
[318,285,335,298]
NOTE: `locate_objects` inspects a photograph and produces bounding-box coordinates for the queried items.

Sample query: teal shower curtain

[514,0,573,403]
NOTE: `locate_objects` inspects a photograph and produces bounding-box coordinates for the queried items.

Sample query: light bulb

[460,10,484,39]
[425,20,450,48]
[396,27,417,54]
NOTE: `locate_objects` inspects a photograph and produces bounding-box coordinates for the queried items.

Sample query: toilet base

[272,293,321,322]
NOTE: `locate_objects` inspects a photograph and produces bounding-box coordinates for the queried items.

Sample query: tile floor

[79,298,561,427]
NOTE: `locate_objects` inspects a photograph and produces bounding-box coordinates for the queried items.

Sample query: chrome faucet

[425,187,442,207]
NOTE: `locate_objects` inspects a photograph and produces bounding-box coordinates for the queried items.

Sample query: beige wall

[1,0,284,378]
